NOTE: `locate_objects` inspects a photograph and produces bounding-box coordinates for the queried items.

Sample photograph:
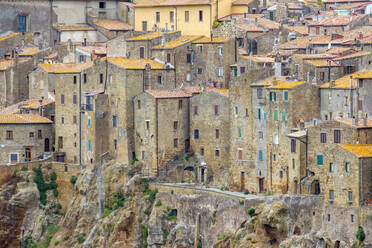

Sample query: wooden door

[25,148,31,161]
[240,172,245,192]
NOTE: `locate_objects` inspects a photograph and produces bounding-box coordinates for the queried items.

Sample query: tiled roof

[135,0,212,7]
[354,71,372,78]
[126,32,162,41]
[305,60,340,67]
[284,25,309,35]
[241,55,274,63]
[333,51,371,60]
[310,14,367,27]
[235,16,281,30]
[18,46,43,56]
[106,57,166,70]
[145,89,192,98]
[294,53,334,59]
[320,74,357,89]
[152,35,203,49]
[326,47,353,55]
[287,2,303,9]
[192,37,230,43]
[183,86,202,94]
[232,0,254,5]
[0,114,52,124]
[93,19,133,31]
[40,62,94,73]
[218,13,264,21]
[339,144,372,158]
[269,81,305,89]
[251,76,288,87]
[76,46,107,55]
[53,25,95,31]
[279,35,330,50]
[0,58,31,71]
[0,32,19,42]
[234,23,264,32]
[0,99,55,115]
[206,86,229,97]
[336,118,372,128]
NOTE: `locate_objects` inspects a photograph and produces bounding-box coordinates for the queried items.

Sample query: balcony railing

[81,104,93,111]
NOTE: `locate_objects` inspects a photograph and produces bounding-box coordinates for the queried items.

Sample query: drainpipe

[142,69,145,91]
[79,72,82,165]
[174,53,177,88]
[49,0,53,47]
[155,99,159,176]
[174,7,177,31]
[359,159,363,204]
[350,76,353,118]
[327,60,331,82]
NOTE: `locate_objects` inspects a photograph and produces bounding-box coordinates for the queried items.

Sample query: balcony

[81,104,93,112]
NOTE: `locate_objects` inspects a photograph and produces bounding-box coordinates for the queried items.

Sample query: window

[329,163,334,173]
[166,53,171,63]
[73,75,77,84]
[198,45,203,53]
[173,138,178,147]
[109,74,112,85]
[99,73,103,84]
[238,38,244,47]
[10,153,18,163]
[178,100,183,110]
[201,148,204,156]
[216,129,219,139]
[328,214,331,221]
[99,1,106,8]
[233,68,237,77]
[317,154,323,165]
[197,68,202,74]
[257,108,261,120]
[185,11,189,22]
[234,106,238,116]
[73,94,77,104]
[142,21,147,31]
[173,121,178,130]
[218,47,223,56]
[194,129,199,139]
[284,91,288,101]
[88,116,91,127]
[156,12,160,23]
[114,139,117,150]
[345,162,350,173]
[79,55,85,63]
[186,53,191,63]
[145,120,150,130]
[37,130,42,139]
[348,191,353,202]
[194,106,198,115]
[170,11,174,22]
[61,117,64,124]
[320,71,325,81]
[274,134,279,144]
[140,47,145,59]
[58,136,63,149]
[17,15,27,32]
[214,105,219,116]
[282,111,286,121]
[258,150,263,161]
[334,130,341,143]
[238,149,243,160]
[142,151,145,160]
[73,115,77,124]
[359,79,364,88]
[215,149,219,157]
[291,139,296,153]
[320,133,327,143]
[279,171,283,178]
[269,92,276,101]
[292,158,295,169]
[88,140,92,151]
[240,67,245,74]
[113,115,117,128]
[29,132,34,138]
[6,130,13,140]
[259,131,263,139]
[245,108,249,117]
[351,215,355,223]
[199,10,203,21]
[238,128,242,138]
[218,67,223,77]
[157,75,162,85]
[274,110,278,121]
[329,190,334,201]
[61,94,65,104]
[84,73,87,83]
[186,73,191,81]
[257,88,263,99]
[358,100,363,110]
[138,100,141,109]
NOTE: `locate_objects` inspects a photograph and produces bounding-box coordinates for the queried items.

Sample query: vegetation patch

[70,175,77,185]
[247,208,256,217]
[217,234,228,240]
[32,165,58,205]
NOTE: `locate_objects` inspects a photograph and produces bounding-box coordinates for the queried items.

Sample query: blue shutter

[317,155,323,165]
[17,16,26,32]
[284,91,288,101]
[258,150,263,161]
[88,140,92,151]
[258,108,261,120]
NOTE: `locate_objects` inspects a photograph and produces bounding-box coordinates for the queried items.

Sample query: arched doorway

[44,138,50,152]
[312,180,321,195]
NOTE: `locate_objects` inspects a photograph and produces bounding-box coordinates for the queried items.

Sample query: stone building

[192,37,235,88]
[134,90,192,177]
[0,32,24,51]
[266,80,319,194]
[0,57,33,107]
[190,87,230,185]
[0,114,54,164]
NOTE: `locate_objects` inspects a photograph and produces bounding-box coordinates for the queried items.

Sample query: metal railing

[81,104,93,111]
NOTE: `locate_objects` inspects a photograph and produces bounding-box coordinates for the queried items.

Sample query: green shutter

[317,155,323,165]
[284,91,288,101]
[238,128,242,137]
[269,92,272,101]
[274,110,278,120]
[233,68,237,77]
[282,111,286,121]
[258,108,261,120]
[274,92,276,101]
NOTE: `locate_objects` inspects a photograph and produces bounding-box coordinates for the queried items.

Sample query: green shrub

[356,226,366,243]
[247,208,255,217]
[63,236,69,241]
[141,225,148,248]
[105,192,125,211]
[77,234,86,244]
[217,234,228,240]
[56,203,62,209]
[170,190,174,195]
[70,176,77,185]
[167,215,177,221]
[54,240,60,246]
[12,171,17,178]
[53,189,59,197]
[21,166,28,171]
[155,200,162,207]
[102,208,113,218]
[162,231,169,240]
[243,189,249,195]
[239,200,244,205]
[50,171,57,181]
[197,242,203,248]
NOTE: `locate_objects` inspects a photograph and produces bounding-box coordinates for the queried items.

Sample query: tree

[356,226,366,243]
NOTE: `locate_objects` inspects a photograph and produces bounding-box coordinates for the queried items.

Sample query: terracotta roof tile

[354,71,372,78]
[205,86,229,96]
[269,80,305,89]
[0,99,55,115]
[232,0,254,5]
[18,46,44,56]
[40,62,94,73]
[93,19,133,31]
[145,89,192,98]
[320,73,357,89]
[339,144,372,158]
[284,25,309,35]
[0,58,31,71]
[126,32,162,41]
[135,0,212,7]
[0,32,20,42]
[305,59,340,67]
[76,46,107,55]
[192,37,230,43]
[241,55,275,63]
[251,76,288,87]
[0,114,52,124]
[336,118,372,128]
[53,25,95,31]
[106,57,166,70]
[152,35,203,49]
[183,86,202,94]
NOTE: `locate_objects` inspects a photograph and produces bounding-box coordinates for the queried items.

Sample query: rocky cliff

[0,160,368,248]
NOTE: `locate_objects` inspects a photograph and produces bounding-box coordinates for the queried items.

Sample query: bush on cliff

[70,175,77,185]
[356,226,366,243]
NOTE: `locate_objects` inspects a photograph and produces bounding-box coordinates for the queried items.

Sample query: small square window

[200,148,204,156]
[29,132,34,138]
[173,121,178,130]
[215,149,220,157]
[173,138,178,147]
[345,162,350,173]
